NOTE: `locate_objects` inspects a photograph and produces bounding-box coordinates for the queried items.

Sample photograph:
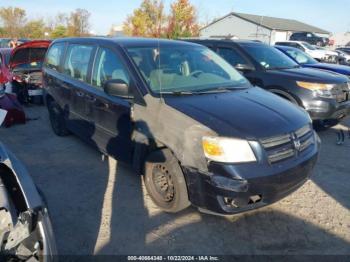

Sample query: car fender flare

[268,88,301,106]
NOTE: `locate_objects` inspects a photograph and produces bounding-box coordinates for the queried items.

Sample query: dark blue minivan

[43,37,319,215]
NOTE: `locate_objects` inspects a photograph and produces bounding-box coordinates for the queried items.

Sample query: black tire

[316,41,322,47]
[144,148,190,213]
[47,100,70,136]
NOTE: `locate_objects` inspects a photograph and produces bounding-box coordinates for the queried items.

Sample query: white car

[336,50,350,64]
[275,41,328,61]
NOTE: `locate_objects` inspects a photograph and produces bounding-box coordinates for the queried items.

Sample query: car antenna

[157,37,163,103]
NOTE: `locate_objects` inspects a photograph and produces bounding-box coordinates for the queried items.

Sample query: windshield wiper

[195,86,247,94]
[162,91,194,96]
[266,66,297,70]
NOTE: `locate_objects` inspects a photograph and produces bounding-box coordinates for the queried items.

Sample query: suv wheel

[48,100,69,136]
[144,148,190,213]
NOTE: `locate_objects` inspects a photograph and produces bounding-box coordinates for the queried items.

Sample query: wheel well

[44,94,54,107]
[268,88,301,106]
[0,163,27,213]
[132,138,166,175]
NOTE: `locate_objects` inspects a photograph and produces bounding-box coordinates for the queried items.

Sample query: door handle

[95,102,109,110]
[76,91,85,97]
[85,94,97,103]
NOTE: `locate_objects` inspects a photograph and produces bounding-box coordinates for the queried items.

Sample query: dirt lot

[0,105,349,255]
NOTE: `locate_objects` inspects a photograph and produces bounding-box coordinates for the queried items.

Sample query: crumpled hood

[305,63,350,76]
[165,87,310,139]
[266,67,349,83]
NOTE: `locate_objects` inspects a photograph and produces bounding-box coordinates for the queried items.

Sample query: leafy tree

[0,7,27,38]
[167,0,199,38]
[0,27,5,37]
[123,0,165,37]
[24,19,46,39]
[67,8,91,37]
[50,25,67,38]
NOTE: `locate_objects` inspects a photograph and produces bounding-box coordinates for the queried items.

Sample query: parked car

[0,142,57,261]
[313,46,340,64]
[275,41,329,61]
[9,40,51,104]
[0,38,30,48]
[336,47,350,55]
[0,85,26,127]
[335,49,350,65]
[43,37,319,215]
[0,38,11,48]
[186,39,350,124]
[275,45,350,77]
[289,32,329,47]
[0,48,12,85]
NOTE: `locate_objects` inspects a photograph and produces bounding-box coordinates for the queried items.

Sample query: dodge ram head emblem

[292,134,301,151]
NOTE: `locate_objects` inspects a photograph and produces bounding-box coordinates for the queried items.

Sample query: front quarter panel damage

[133,95,216,172]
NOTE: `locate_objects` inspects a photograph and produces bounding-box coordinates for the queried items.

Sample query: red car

[0,48,12,85]
[9,40,51,104]
[0,48,25,127]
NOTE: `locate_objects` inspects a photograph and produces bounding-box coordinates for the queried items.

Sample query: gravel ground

[0,105,349,255]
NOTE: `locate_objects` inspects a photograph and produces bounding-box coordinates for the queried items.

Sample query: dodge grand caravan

[186,39,350,125]
[43,38,319,215]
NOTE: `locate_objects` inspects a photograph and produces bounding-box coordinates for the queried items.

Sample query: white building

[200,12,330,44]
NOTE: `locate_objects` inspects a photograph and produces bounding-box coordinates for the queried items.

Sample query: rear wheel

[144,149,190,213]
[47,100,69,136]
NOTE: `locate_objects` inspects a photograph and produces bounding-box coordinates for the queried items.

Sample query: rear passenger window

[92,47,130,88]
[217,47,248,66]
[45,43,65,71]
[63,44,94,82]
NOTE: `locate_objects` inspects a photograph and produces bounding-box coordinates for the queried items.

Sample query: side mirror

[235,64,254,72]
[104,79,129,97]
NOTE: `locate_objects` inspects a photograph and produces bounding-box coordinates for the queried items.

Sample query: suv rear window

[45,43,66,71]
[63,44,94,82]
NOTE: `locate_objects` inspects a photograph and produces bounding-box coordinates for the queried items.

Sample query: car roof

[52,37,202,48]
[185,38,268,47]
[276,40,303,44]
[274,45,299,51]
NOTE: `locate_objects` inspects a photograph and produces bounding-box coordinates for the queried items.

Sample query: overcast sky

[2,0,350,35]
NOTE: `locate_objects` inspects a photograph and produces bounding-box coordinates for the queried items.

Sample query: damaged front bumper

[183,138,319,215]
[0,142,57,261]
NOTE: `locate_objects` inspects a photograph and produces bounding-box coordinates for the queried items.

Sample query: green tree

[0,7,27,38]
[50,25,67,38]
[24,19,45,39]
[67,8,91,37]
[123,0,165,37]
[167,0,199,38]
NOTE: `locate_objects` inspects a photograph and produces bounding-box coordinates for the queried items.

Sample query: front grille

[260,125,314,164]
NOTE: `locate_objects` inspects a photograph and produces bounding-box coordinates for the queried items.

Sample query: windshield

[285,49,318,65]
[126,46,249,94]
[243,44,298,70]
[302,42,316,50]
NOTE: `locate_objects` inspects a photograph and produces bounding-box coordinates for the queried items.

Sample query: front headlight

[202,136,256,163]
[296,81,335,98]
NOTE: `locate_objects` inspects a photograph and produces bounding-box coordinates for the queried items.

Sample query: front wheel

[144,149,190,213]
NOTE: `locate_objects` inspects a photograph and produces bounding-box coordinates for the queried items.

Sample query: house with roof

[200,12,330,44]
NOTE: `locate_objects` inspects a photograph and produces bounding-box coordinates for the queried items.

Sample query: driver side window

[92,47,130,89]
[216,47,248,67]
